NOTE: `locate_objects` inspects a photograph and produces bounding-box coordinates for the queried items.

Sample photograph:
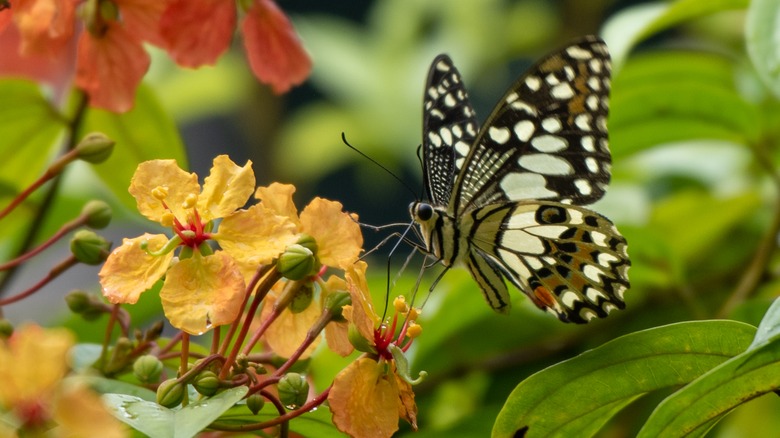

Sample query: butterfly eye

[415,203,434,221]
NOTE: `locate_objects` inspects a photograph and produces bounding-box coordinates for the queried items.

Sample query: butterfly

[409,36,630,323]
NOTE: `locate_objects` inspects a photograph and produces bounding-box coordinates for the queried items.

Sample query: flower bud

[348,324,376,354]
[133,355,163,384]
[75,132,115,164]
[193,370,220,396]
[0,319,13,339]
[296,234,318,255]
[246,393,265,415]
[70,230,111,265]
[323,291,351,322]
[144,321,164,342]
[289,282,313,314]
[157,378,185,408]
[279,244,316,281]
[64,290,91,313]
[277,373,308,409]
[104,337,134,376]
[82,200,112,229]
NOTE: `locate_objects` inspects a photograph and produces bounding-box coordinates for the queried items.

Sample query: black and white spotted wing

[411,36,630,324]
[451,37,612,215]
[422,55,479,207]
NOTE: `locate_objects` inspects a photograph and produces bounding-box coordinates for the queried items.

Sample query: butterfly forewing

[451,36,612,215]
[422,55,479,207]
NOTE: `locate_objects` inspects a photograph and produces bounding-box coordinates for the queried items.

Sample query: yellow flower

[328,262,420,438]
[249,183,363,357]
[99,156,297,335]
[0,325,126,437]
[253,182,363,269]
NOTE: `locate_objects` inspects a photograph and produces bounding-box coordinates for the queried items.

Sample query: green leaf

[749,297,780,349]
[104,386,248,438]
[492,320,756,438]
[746,0,780,99]
[0,79,66,191]
[610,53,760,158]
[638,305,780,436]
[604,0,749,67]
[80,84,187,212]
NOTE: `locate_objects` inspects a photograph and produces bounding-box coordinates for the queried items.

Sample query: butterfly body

[411,36,630,324]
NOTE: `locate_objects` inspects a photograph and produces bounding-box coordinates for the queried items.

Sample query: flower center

[154,188,212,250]
[373,297,421,360]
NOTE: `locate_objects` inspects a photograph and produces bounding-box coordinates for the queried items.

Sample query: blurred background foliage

[4,0,780,436]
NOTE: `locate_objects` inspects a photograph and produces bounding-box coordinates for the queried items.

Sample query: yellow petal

[329,358,400,438]
[99,234,173,304]
[254,182,300,225]
[160,252,246,335]
[217,204,298,266]
[0,325,74,407]
[54,383,128,438]
[322,275,353,356]
[345,261,378,343]
[262,284,322,359]
[300,198,363,269]
[129,160,199,223]
[395,371,419,431]
[198,155,255,222]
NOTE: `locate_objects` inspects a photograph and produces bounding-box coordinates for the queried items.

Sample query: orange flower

[159,0,311,93]
[8,0,76,56]
[99,155,297,334]
[0,325,127,437]
[328,262,422,438]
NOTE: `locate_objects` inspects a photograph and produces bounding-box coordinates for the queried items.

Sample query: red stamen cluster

[162,200,211,248]
[373,311,415,360]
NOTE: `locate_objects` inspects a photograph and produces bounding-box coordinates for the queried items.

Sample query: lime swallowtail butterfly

[410,36,630,323]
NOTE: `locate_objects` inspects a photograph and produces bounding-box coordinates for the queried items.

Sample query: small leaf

[749,297,780,349]
[103,393,174,438]
[492,321,756,438]
[174,386,248,438]
[104,387,248,438]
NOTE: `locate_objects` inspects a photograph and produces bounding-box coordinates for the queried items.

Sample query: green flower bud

[133,355,163,384]
[279,244,316,281]
[64,290,91,314]
[193,370,220,396]
[82,200,112,229]
[70,230,111,265]
[348,323,376,354]
[75,132,115,164]
[289,282,313,314]
[246,393,265,415]
[277,373,309,409]
[324,291,351,322]
[103,337,134,376]
[296,234,318,255]
[156,378,185,408]
[0,319,13,339]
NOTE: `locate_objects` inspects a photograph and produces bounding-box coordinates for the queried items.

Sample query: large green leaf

[638,300,780,436]
[610,53,760,158]
[746,0,780,99]
[492,321,756,438]
[80,84,187,212]
[215,402,342,437]
[103,386,248,438]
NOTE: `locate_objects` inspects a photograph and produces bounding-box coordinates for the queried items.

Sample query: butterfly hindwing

[423,55,479,207]
[451,36,612,215]
[466,201,629,323]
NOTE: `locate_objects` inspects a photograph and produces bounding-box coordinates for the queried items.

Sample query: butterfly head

[409,202,434,223]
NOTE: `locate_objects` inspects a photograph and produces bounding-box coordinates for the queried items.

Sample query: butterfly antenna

[341,132,419,200]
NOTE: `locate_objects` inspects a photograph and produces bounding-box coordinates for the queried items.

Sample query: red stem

[0,214,88,271]
[0,255,78,305]
[218,264,273,357]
